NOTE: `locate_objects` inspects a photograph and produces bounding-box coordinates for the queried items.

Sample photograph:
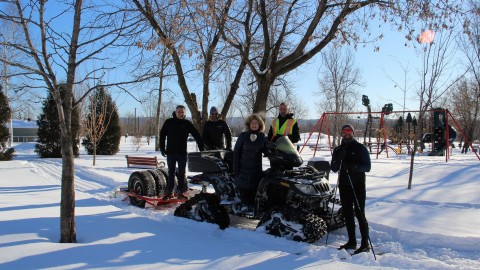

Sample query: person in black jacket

[202,106,232,150]
[233,114,268,208]
[331,124,372,254]
[160,105,204,200]
[267,102,300,144]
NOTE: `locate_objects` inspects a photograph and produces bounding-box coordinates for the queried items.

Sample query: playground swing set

[300,108,480,162]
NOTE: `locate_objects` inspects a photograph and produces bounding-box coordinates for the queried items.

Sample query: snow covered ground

[1,135,479,270]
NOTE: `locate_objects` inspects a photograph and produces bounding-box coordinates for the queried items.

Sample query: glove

[160,150,166,157]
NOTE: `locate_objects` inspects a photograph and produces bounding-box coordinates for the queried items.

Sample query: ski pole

[345,170,376,260]
[325,171,340,245]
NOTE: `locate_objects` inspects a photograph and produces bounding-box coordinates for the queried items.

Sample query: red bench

[125,155,164,168]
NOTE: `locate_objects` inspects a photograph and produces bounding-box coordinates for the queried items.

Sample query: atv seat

[307,160,330,179]
[188,150,232,173]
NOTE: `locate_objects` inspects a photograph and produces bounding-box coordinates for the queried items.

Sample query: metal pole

[344,167,376,260]
[325,172,340,245]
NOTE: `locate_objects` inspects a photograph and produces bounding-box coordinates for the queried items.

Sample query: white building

[4,119,38,143]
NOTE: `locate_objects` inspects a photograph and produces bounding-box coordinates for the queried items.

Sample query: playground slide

[428,124,457,156]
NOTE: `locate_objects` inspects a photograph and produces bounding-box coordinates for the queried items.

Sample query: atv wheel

[257,211,327,243]
[157,167,178,188]
[128,171,156,208]
[302,214,327,243]
[326,206,345,231]
[256,210,289,238]
[174,193,230,229]
[147,169,167,197]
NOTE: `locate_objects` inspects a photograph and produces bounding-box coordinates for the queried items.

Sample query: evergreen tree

[35,88,80,158]
[82,87,121,155]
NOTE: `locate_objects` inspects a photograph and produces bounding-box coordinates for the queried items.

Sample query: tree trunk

[60,131,76,243]
[201,62,211,128]
[221,58,248,118]
[253,75,272,118]
[188,93,203,132]
[408,111,425,189]
[155,86,162,151]
[155,50,167,151]
[58,0,82,243]
[407,138,417,189]
[93,143,96,166]
[58,83,76,243]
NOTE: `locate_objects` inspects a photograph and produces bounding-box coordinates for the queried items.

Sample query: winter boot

[338,240,357,250]
[177,192,188,200]
[353,239,370,254]
[162,193,174,201]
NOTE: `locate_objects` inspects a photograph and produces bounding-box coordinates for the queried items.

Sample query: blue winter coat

[233,131,267,190]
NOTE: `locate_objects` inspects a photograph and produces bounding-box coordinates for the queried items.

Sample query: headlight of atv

[294,184,318,195]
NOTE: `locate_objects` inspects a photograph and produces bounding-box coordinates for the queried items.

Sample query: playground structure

[300,108,480,162]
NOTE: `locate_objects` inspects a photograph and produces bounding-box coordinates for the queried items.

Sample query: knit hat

[341,124,355,134]
[210,106,219,114]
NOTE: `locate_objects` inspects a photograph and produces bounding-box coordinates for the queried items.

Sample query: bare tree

[316,46,362,146]
[130,0,248,131]
[154,47,171,150]
[462,0,480,85]
[0,0,136,242]
[0,4,32,146]
[408,27,463,189]
[266,78,307,118]
[449,78,480,153]
[141,92,158,145]
[384,58,418,149]
[452,0,480,153]
[74,80,90,141]
[418,31,461,112]
[83,86,114,166]
[385,57,418,115]
[222,0,467,117]
[120,111,135,138]
[127,25,175,150]
[233,75,257,119]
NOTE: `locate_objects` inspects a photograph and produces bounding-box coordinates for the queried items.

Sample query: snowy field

[1,135,479,270]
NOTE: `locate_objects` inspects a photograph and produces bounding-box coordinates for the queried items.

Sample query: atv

[175,136,345,243]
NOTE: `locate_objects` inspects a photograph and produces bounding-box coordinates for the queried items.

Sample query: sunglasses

[211,113,218,116]
[342,128,354,134]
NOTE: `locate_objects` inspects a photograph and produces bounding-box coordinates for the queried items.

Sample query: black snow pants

[339,180,369,245]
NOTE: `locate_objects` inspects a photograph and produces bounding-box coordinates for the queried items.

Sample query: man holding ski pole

[331,124,372,254]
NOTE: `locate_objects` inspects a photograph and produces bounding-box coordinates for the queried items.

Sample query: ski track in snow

[26,159,117,195]
[367,197,480,210]
[17,150,480,270]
